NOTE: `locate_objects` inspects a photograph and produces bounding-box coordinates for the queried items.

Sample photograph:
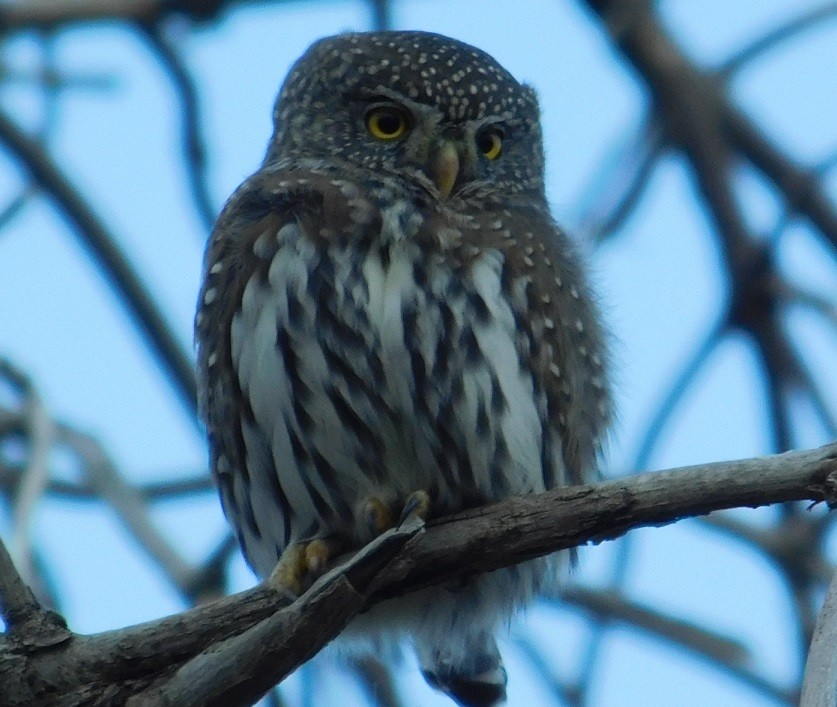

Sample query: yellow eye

[366,107,409,141]
[476,128,503,160]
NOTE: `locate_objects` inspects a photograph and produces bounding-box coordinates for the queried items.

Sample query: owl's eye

[476,128,503,160]
[366,107,409,141]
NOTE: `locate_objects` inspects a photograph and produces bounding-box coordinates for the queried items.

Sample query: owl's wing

[195,166,380,574]
[469,205,611,488]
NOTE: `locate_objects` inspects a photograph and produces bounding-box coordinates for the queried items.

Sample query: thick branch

[1,443,834,706]
[581,0,837,253]
[368,443,837,602]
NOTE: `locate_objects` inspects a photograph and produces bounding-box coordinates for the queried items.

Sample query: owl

[196,30,610,706]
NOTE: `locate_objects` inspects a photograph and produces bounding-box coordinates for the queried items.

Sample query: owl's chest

[294,236,457,416]
[293,235,515,407]
[232,220,545,509]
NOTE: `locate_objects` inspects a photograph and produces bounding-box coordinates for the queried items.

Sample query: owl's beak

[429,141,460,199]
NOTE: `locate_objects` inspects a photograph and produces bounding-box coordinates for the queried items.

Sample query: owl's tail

[417,629,507,706]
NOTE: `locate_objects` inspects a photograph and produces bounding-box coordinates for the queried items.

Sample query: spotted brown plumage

[196,30,610,707]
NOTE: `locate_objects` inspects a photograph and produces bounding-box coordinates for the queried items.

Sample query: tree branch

[801,567,837,707]
[0,534,70,651]
[0,110,198,420]
[0,0,270,29]
[1,443,834,705]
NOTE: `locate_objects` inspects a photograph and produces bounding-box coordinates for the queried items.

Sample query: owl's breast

[223,197,560,572]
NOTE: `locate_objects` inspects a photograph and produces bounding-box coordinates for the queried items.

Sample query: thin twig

[0,534,70,648]
[0,109,199,420]
[0,534,41,629]
[721,3,837,75]
[559,587,796,704]
[575,116,664,243]
[632,318,725,470]
[59,426,198,591]
[139,24,217,233]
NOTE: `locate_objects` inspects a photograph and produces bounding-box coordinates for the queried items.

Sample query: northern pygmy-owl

[196,30,610,706]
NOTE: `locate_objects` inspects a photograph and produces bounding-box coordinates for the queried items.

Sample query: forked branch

[1,442,834,706]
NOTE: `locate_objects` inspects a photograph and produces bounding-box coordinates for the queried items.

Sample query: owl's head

[267,31,546,202]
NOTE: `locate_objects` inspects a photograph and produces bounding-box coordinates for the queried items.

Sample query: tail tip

[422,665,508,706]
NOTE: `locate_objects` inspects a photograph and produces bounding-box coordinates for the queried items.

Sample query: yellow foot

[268,538,335,595]
[361,496,395,537]
[398,489,431,525]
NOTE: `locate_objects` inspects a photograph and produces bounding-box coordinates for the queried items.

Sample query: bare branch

[59,426,198,591]
[0,360,54,590]
[800,567,837,707]
[0,0,275,30]
[0,535,41,630]
[0,109,199,420]
[0,535,70,649]
[560,587,749,666]
[367,443,837,604]
[0,188,31,234]
[140,24,217,233]
[0,4,833,704]
[574,116,664,243]
[558,587,797,704]
[726,107,837,251]
[1,443,832,705]
[721,3,837,74]
[0,464,213,502]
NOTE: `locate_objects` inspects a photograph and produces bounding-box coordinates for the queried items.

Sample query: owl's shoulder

[217,163,384,248]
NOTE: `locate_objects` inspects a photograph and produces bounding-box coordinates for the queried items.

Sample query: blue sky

[0,1,834,705]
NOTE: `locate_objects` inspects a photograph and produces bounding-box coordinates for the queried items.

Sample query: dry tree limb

[0,111,198,419]
[800,567,837,707]
[1,442,834,706]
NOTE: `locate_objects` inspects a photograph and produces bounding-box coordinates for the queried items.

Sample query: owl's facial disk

[363,96,489,199]
[405,122,505,200]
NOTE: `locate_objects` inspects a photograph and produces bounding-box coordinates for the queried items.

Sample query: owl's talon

[268,538,337,595]
[269,543,307,595]
[304,538,331,576]
[399,489,431,526]
[362,496,395,537]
